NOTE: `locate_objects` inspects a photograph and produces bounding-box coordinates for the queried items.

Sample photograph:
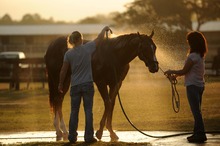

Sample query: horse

[44,30,159,141]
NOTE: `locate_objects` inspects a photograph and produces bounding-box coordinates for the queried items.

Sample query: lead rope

[114,66,192,138]
[118,64,220,138]
[159,67,180,113]
[105,30,220,137]
[116,64,193,137]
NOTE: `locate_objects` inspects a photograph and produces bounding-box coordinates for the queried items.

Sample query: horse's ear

[149,30,154,38]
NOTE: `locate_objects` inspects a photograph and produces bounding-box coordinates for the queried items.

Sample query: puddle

[0,131,219,145]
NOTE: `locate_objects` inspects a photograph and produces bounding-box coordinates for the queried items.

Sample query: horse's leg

[54,107,63,141]
[106,82,122,141]
[59,77,70,141]
[107,65,129,141]
[95,82,110,140]
[59,102,68,140]
[53,95,68,141]
[54,105,68,141]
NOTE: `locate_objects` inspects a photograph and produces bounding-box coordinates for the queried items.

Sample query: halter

[137,34,159,67]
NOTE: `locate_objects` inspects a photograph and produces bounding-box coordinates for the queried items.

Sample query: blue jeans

[68,82,95,142]
[186,85,205,135]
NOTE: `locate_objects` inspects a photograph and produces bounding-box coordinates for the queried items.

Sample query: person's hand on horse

[104,26,113,39]
[104,26,113,34]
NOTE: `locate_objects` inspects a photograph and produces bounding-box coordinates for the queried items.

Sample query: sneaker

[187,134,207,143]
[85,137,97,143]
[187,134,194,140]
[68,137,77,143]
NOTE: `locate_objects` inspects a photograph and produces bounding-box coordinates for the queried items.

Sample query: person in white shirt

[165,31,208,143]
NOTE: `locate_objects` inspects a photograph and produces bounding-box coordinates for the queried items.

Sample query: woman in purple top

[58,26,112,143]
[165,31,208,143]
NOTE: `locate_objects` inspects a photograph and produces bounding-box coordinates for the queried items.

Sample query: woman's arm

[165,58,194,76]
[94,26,112,45]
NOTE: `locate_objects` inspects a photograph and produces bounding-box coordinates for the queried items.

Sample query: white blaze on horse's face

[151,44,157,63]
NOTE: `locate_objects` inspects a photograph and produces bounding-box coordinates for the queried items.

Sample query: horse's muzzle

[148,62,159,73]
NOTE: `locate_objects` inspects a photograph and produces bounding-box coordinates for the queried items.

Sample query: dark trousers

[186,85,205,135]
[68,82,95,142]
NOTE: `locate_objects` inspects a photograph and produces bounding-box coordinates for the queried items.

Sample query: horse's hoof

[56,131,63,141]
[110,133,119,142]
[63,132,69,141]
[56,135,62,141]
[95,130,103,140]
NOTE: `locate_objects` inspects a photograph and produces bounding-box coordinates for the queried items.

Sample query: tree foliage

[0,14,13,24]
[77,14,114,24]
[184,0,220,30]
[0,13,114,25]
[0,13,66,25]
[113,0,220,31]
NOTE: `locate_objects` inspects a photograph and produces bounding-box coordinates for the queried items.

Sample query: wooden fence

[0,58,219,90]
[205,61,220,77]
[0,58,47,90]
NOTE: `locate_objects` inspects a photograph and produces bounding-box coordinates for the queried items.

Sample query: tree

[113,0,220,31]
[113,0,158,31]
[21,14,37,24]
[151,0,191,31]
[77,16,100,24]
[184,0,220,30]
[0,14,13,24]
[77,14,114,24]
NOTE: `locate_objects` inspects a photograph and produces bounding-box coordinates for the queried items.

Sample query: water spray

[106,32,220,139]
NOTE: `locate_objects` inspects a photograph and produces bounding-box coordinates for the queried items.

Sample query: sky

[0,0,133,22]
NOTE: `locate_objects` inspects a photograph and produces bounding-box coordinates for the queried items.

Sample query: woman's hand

[164,69,173,76]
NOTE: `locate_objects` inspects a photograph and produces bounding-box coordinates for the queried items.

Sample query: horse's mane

[93,33,140,68]
[106,33,139,50]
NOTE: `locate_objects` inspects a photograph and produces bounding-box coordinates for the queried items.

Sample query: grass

[0,60,220,145]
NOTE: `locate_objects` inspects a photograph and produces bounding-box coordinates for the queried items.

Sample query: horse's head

[137,31,159,73]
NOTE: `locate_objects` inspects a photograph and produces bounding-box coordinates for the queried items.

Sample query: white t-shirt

[184,52,205,87]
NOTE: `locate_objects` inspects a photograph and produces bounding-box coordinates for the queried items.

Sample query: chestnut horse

[44,31,159,141]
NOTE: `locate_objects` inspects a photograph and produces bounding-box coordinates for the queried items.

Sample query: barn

[0,24,107,58]
[192,21,220,61]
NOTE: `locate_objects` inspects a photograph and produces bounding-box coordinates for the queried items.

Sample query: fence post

[11,60,20,90]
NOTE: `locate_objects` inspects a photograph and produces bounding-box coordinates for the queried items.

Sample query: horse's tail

[48,70,61,113]
[44,56,60,113]
[44,36,67,113]
[46,64,70,114]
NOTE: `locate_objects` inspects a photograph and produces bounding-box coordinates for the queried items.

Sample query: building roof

[192,21,220,32]
[0,24,107,36]
[0,21,219,36]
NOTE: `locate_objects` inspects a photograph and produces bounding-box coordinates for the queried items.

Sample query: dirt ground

[0,75,220,133]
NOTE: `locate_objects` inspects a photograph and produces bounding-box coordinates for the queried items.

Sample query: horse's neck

[112,36,139,66]
[94,34,139,67]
